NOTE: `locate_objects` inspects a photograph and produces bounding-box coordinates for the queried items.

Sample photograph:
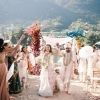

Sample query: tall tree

[87,33,100,46]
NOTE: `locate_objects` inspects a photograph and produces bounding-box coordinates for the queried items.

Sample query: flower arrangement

[67,28,86,49]
[67,28,85,38]
[25,23,41,57]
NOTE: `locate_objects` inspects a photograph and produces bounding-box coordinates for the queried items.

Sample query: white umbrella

[79,46,93,59]
[95,41,100,49]
[95,41,100,45]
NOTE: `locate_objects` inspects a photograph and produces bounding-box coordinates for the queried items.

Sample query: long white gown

[18,52,28,86]
[38,53,56,97]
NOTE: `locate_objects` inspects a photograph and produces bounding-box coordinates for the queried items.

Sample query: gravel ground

[12,75,100,100]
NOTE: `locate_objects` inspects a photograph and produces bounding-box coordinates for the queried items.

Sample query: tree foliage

[68,19,100,45]
[86,33,100,46]
[11,28,31,46]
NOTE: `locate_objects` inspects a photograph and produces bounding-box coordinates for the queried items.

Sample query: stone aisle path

[12,75,100,100]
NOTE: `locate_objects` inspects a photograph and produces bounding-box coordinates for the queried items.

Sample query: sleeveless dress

[0,52,10,100]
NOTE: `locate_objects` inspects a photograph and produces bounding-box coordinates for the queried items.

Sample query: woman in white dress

[38,44,56,97]
[17,47,28,88]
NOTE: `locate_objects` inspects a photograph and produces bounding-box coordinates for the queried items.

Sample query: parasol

[79,46,93,59]
[95,41,100,49]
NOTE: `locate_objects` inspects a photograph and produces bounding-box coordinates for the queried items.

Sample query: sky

[0,0,100,30]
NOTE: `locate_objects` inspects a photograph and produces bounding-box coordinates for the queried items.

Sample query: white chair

[90,70,100,92]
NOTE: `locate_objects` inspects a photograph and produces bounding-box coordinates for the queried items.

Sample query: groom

[62,42,75,94]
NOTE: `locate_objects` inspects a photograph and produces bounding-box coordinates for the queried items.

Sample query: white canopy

[79,46,93,59]
[42,36,72,46]
[95,41,100,45]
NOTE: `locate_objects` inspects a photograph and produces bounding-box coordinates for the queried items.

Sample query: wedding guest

[4,43,22,94]
[18,47,28,88]
[0,38,10,100]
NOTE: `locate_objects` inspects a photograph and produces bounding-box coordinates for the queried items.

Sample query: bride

[37,44,56,97]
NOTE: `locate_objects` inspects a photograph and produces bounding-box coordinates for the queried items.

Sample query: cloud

[52,0,100,24]
[54,0,94,14]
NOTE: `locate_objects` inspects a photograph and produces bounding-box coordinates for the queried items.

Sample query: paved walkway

[12,75,100,100]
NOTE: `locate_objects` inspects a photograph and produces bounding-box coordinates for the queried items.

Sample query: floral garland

[42,54,50,69]
[25,23,41,57]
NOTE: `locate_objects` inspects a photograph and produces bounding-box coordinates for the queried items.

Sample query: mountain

[0,0,100,31]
